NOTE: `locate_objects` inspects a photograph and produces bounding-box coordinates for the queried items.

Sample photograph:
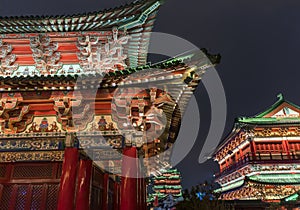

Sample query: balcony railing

[215,152,300,178]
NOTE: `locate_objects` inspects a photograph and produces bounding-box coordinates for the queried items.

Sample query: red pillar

[282,140,291,159]
[57,148,79,210]
[117,183,121,210]
[75,159,93,210]
[137,160,141,210]
[102,173,109,210]
[137,175,142,210]
[120,147,138,210]
[250,141,257,160]
[225,158,229,167]
[235,152,239,162]
[239,149,243,158]
[138,159,147,210]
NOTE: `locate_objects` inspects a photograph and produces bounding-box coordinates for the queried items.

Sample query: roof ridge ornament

[277,93,284,101]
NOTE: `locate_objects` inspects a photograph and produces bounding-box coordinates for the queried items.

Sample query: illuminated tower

[214,94,300,201]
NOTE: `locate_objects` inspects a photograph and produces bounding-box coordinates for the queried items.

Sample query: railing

[215,152,300,178]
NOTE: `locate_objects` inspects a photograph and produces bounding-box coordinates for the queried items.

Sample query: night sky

[2,0,300,189]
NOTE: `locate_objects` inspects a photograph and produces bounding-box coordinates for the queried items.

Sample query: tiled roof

[0,0,162,33]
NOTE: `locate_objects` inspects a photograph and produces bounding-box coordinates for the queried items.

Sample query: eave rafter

[0,0,162,34]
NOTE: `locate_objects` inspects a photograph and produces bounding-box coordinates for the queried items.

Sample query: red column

[250,141,257,160]
[120,147,138,210]
[138,159,147,210]
[235,152,239,162]
[239,149,243,158]
[137,161,141,210]
[225,158,229,167]
[75,159,93,210]
[57,148,79,210]
[117,183,121,210]
[137,175,142,210]
[282,140,291,159]
[102,173,109,210]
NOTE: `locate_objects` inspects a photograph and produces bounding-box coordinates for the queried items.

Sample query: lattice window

[0,185,13,210]
[0,165,6,177]
[46,184,59,210]
[15,185,28,210]
[30,185,43,209]
[13,164,53,179]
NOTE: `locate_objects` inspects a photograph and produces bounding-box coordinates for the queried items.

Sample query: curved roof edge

[0,0,163,33]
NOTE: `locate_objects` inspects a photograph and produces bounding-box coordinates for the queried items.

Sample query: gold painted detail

[0,139,62,151]
[254,127,300,137]
[0,151,64,162]
[221,182,300,200]
[25,116,62,133]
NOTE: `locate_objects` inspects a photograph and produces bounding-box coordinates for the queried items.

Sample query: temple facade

[0,0,219,209]
[214,94,300,202]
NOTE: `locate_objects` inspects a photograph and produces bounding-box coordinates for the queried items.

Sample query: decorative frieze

[0,39,18,76]
[76,27,129,73]
[0,151,64,162]
[0,138,63,151]
[30,34,62,75]
[254,126,300,137]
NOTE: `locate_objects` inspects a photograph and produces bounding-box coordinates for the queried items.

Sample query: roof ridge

[0,0,157,20]
[237,93,297,120]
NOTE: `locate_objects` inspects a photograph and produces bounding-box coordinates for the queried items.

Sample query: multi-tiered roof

[214,94,300,201]
[0,0,162,77]
[0,0,222,177]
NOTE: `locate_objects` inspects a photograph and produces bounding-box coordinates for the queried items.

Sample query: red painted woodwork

[120,147,138,210]
[0,162,62,210]
[143,178,147,210]
[137,159,147,210]
[8,185,18,210]
[235,152,238,162]
[140,177,147,210]
[57,45,79,52]
[250,141,257,160]
[102,173,109,210]
[57,148,79,210]
[239,149,243,158]
[137,170,142,210]
[75,159,92,210]
[2,33,120,66]
[282,140,291,159]
[60,53,79,63]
